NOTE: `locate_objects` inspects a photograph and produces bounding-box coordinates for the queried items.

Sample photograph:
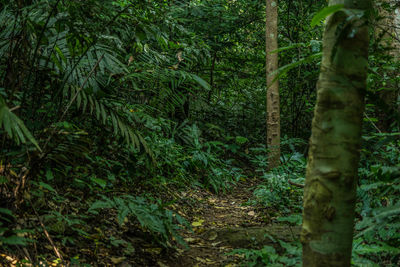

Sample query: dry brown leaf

[208,231,218,241]
[177,51,183,62]
[128,55,134,65]
[208,198,217,204]
[192,219,204,227]
[247,211,255,216]
[145,247,162,254]
[211,241,222,246]
[184,237,199,243]
[157,261,170,267]
[110,257,126,264]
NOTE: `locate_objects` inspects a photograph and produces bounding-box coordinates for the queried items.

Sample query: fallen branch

[28,199,64,263]
[288,179,304,188]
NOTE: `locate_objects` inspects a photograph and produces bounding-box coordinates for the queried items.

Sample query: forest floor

[154,178,299,267]
[1,178,300,266]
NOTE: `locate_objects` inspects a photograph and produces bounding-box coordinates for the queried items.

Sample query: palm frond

[0,96,41,151]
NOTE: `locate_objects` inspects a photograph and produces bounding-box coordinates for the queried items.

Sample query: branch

[288,179,305,188]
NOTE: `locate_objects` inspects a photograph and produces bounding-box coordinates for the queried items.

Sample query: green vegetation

[0,0,399,266]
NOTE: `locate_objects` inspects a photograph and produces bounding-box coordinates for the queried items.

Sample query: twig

[14,167,29,205]
[364,112,382,134]
[28,198,64,263]
[59,53,105,122]
[41,53,105,154]
[10,105,20,112]
[288,179,304,188]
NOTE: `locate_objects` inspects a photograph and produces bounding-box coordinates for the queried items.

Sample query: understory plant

[248,138,306,216]
[352,133,400,266]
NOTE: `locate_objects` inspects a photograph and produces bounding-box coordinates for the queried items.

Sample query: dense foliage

[0,0,398,266]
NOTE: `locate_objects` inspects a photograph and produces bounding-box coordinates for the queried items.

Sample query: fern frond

[71,89,150,154]
[0,96,41,151]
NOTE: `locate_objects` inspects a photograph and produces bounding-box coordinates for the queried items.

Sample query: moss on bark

[301,0,371,266]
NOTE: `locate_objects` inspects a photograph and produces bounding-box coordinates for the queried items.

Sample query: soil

[0,178,299,267]
[152,178,300,267]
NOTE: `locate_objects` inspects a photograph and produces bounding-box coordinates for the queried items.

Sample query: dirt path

[157,179,297,267]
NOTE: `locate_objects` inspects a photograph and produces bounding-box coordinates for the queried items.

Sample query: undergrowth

[234,133,400,267]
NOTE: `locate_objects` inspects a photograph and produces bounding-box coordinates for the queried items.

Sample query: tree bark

[375,0,400,131]
[396,6,400,113]
[301,0,371,266]
[208,51,217,101]
[266,0,280,169]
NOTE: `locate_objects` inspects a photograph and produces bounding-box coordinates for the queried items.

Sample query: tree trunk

[266,0,280,169]
[396,6,400,113]
[208,52,217,101]
[301,0,371,266]
[375,0,400,131]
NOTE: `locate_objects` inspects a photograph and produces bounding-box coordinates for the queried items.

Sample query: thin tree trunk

[396,6,400,113]
[301,0,371,266]
[375,0,399,131]
[266,0,280,169]
[208,52,217,101]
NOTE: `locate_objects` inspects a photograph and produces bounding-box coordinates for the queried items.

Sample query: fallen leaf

[195,227,206,234]
[196,257,214,264]
[111,257,126,264]
[157,261,170,267]
[192,219,205,227]
[128,55,134,65]
[211,241,222,246]
[145,248,162,254]
[176,248,185,254]
[184,237,198,243]
[208,231,218,241]
[247,211,255,216]
[208,198,217,204]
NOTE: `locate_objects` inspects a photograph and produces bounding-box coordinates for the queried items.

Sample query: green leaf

[39,182,56,192]
[88,200,112,213]
[2,108,12,137]
[91,177,107,189]
[311,4,344,27]
[235,136,248,145]
[0,208,14,217]
[270,52,322,85]
[1,235,29,245]
[46,169,54,181]
[191,74,210,91]
[0,96,41,151]
[0,176,7,184]
[270,43,307,54]
[277,214,302,225]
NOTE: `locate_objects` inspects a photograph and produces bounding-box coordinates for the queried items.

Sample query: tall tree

[301,0,371,266]
[375,0,400,131]
[266,0,280,169]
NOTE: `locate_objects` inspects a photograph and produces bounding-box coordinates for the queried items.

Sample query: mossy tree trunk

[266,0,280,169]
[301,0,371,266]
